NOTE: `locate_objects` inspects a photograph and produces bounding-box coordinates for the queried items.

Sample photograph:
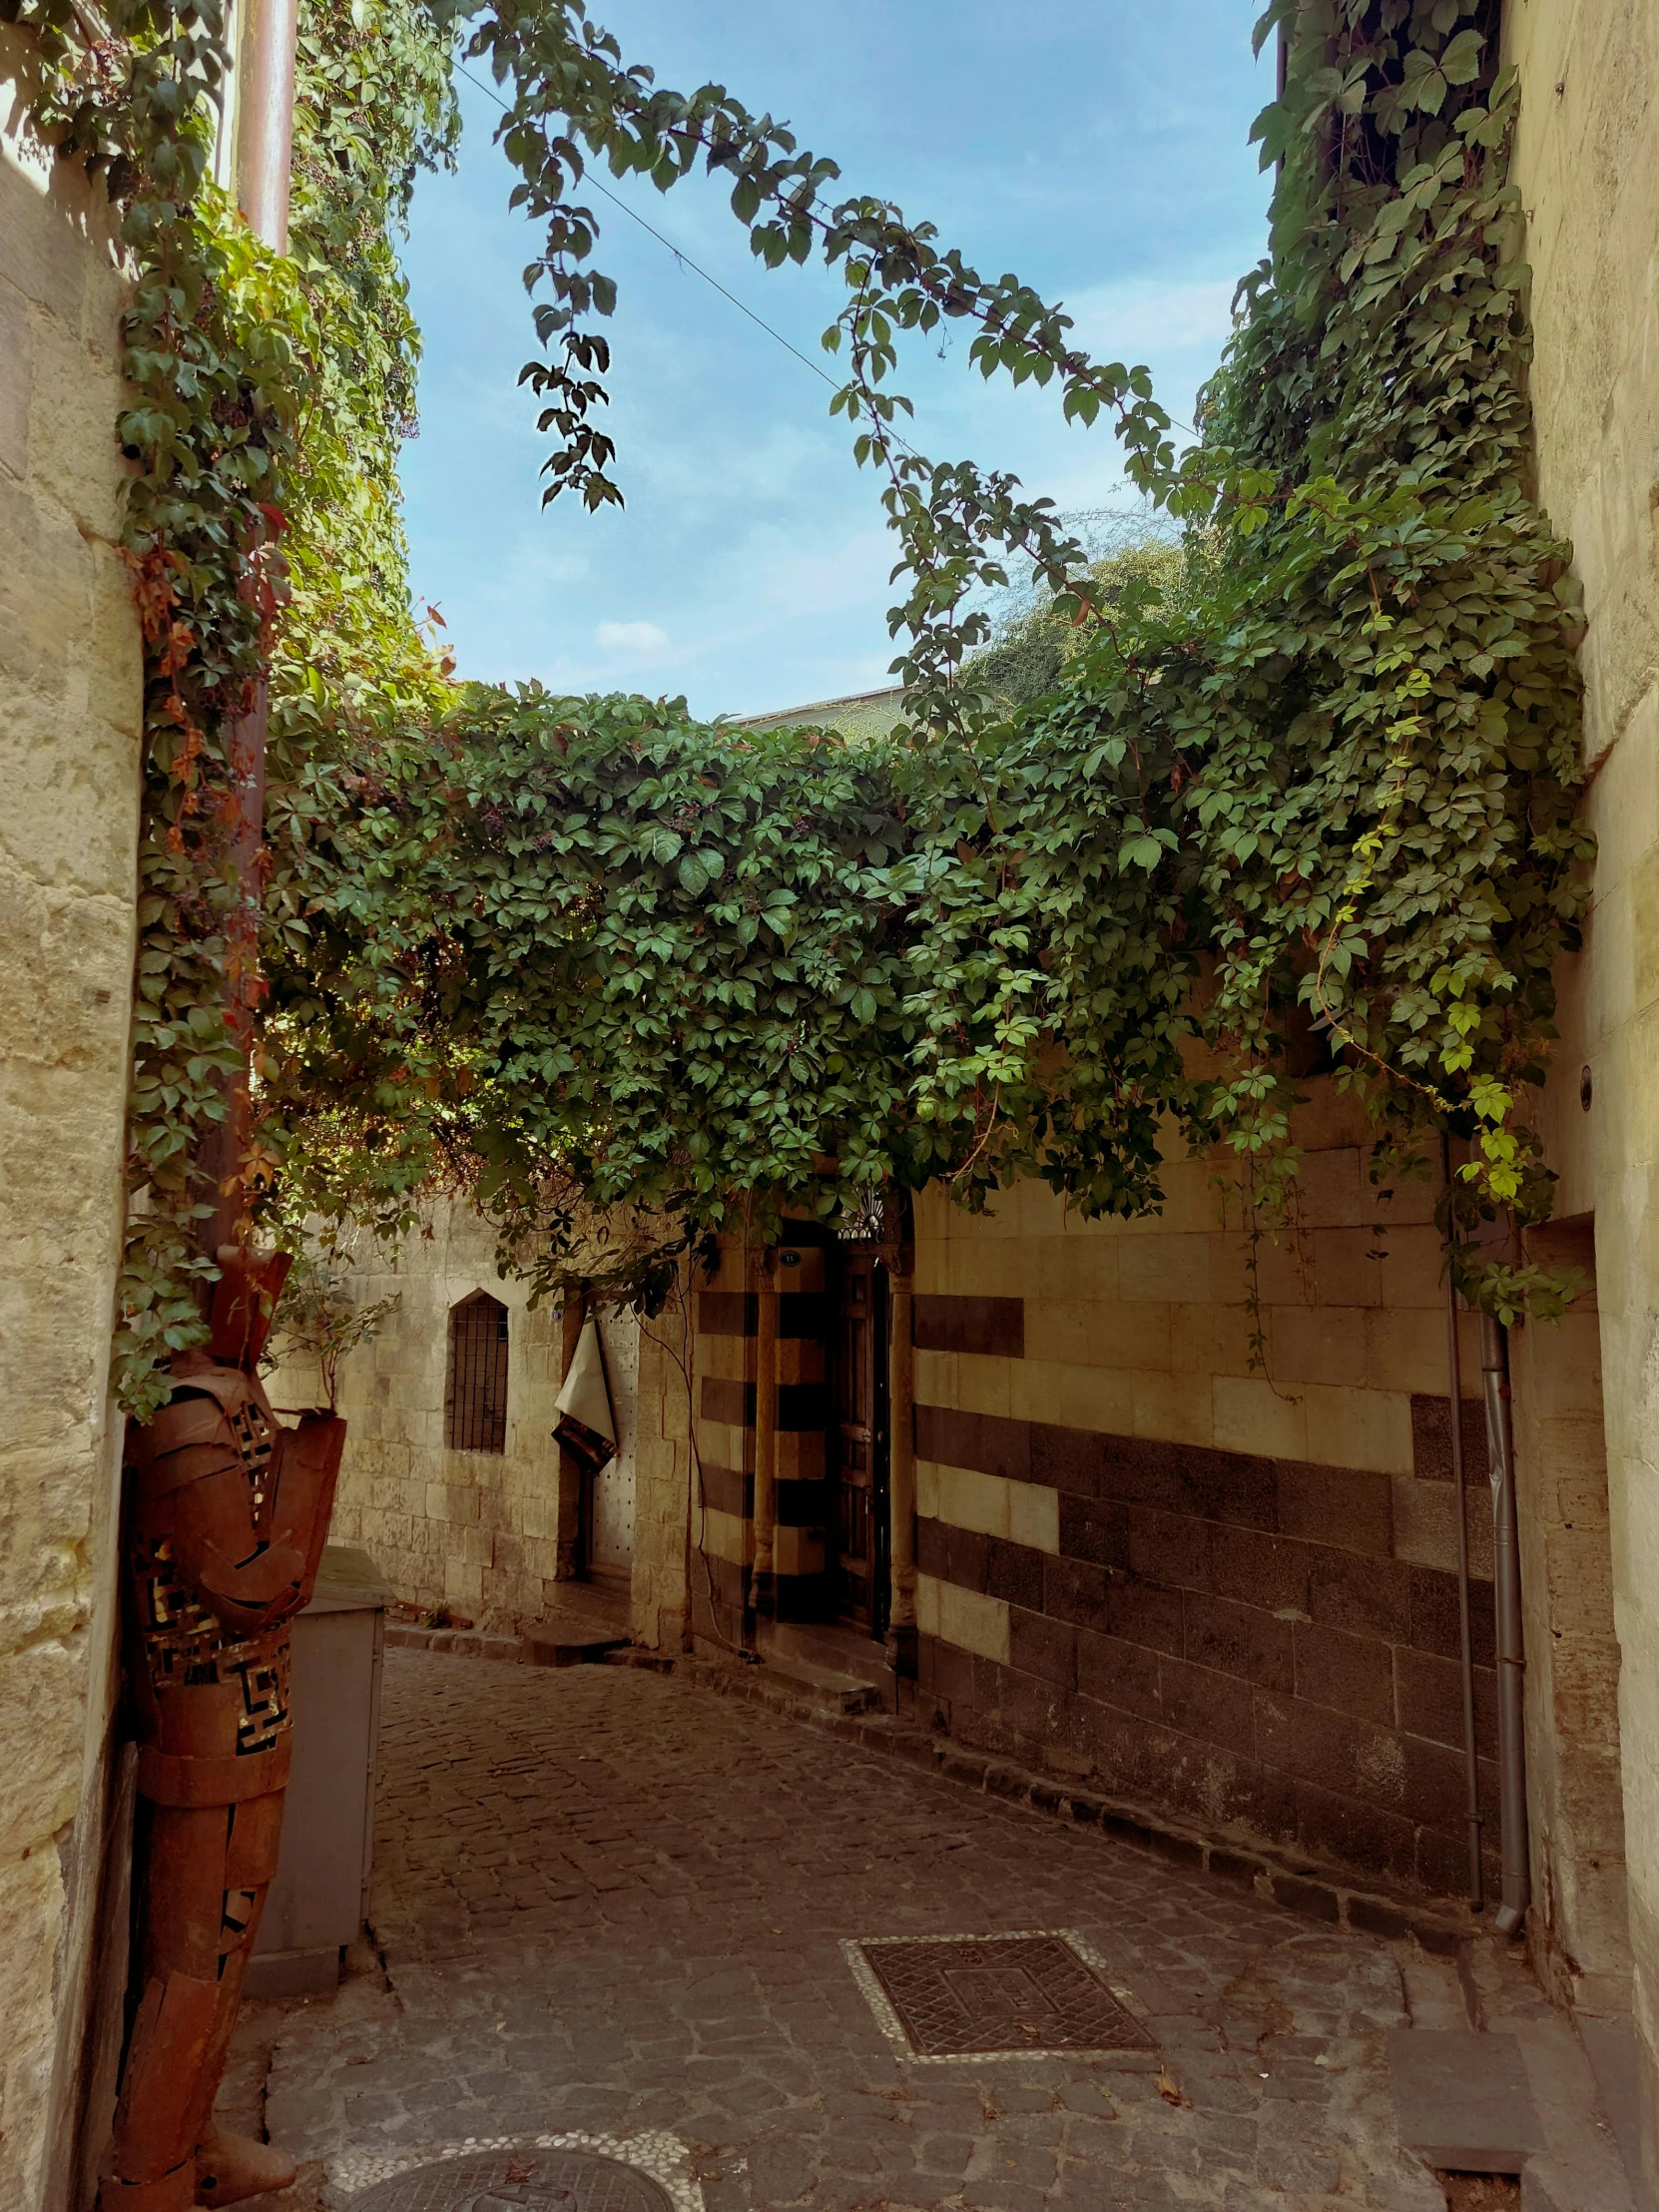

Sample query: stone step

[758,1651,881,1716]
[522,1625,631,1668]
[759,1617,891,1692]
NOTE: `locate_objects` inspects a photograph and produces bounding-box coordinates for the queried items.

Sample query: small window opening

[446,1291,509,1453]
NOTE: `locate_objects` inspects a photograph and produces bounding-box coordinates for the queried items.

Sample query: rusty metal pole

[237,0,298,252]
[196,0,299,1260]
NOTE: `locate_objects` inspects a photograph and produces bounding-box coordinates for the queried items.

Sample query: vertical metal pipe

[1441,1136,1484,1909]
[1482,1311,1531,1936]
[752,1264,779,1619]
[886,1264,917,1680]
[195,0,298,1263]
[237,0,298,252]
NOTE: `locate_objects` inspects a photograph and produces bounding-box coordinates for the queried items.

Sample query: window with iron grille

[446,1291,509,1453]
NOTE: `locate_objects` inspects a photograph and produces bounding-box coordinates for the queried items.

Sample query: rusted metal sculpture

[100,1250,344,2211]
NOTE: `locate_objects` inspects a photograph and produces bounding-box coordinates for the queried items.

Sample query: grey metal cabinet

[246,1544,389,1997]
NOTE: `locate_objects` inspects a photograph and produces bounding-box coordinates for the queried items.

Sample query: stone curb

[386,1623,526,1662]
[385,1622,641,1667]
[677,1652,1476,1959]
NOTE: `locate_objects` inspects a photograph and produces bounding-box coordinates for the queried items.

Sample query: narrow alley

[217,1652,1624,2212]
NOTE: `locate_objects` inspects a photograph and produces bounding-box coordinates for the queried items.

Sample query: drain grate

[344,2148,675,2211]
[848,1931,1155,2060]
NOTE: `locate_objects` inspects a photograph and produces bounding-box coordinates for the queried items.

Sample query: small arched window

[446,1292,509,1453]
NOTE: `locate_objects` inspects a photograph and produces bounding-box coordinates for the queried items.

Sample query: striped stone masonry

[691,1239,835,1642]
[910,1387,1499,1900]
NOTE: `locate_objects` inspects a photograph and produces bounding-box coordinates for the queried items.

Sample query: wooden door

[830,1247,889,1634]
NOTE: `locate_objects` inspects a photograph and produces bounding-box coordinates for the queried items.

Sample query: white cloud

[594,620,671,658]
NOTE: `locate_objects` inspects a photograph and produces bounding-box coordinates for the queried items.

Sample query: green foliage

[263,1246,400,1410]
[17,0,1594,1405]
[969,520,1186,711]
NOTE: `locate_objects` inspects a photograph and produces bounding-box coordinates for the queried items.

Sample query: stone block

[1268,1304,1368,1386]
[28,307,126,539]
[1308,1546,1412,1640]
[1174,1442,1277,1530]
[1074,1625,1162,1719]
[1124,1503,1208,1588]
[1129,1365,1216,1446]
[1116,1233,1212,1303]
[1210,1526,1309,1615]
[1277,1458,1394,1555]
[1023,1297,1170,1372]
[1365,1308,1452,1395]
[1167,1297,1256,1378]
[1291,1148,1367,1231]
[1057,1492,1132,1571]
[1377,1226,1447,1311]
[1155,1651,1256,1749]
[1041,1551,1111,1631]
[1104,1572,1183,1654]
[1309,1228,1384,1308]
[1294,1619,1396,1725]
[1295,1779,1417,1885]
[1302,1382,1414,1476]
[984,1534,1044,1610]
[1213,1377,1308,1460]
[916,1574,1010,1665]
[1007,1604,1076,1690]
[1182,1589,1296,1692]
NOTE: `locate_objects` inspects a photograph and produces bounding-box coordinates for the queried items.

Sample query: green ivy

[13,0,1593,1406]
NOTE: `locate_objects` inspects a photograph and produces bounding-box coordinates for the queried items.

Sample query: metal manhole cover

[851,1932,1156,2059]
[345,2149,676,2212]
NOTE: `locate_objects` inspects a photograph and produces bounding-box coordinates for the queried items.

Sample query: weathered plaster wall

[0,48,143,2212]
[1505,0,1659,2176]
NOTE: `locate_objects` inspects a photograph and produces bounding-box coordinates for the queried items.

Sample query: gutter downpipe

[1482,1306,1530,1936]
[197,0,298,1258]
[1441,1137,1484,1910]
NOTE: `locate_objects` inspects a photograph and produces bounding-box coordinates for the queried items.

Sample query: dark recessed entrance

[830,1244,889,1638]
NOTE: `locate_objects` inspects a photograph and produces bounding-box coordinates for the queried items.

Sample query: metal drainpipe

[1482,1310,1531,1936]
[1441,1136,1484,1909]
[196,0,299,1259]
[237,0,298,252]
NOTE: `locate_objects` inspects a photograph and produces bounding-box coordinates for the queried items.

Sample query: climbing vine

[9,0,1592,1408]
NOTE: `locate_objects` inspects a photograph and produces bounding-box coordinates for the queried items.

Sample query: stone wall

[905,1110,1506,1903]
[1504,0,1659,2183]
[277,1204,587,1631]
[273,1202,697,1651]
[0,47,143,2212]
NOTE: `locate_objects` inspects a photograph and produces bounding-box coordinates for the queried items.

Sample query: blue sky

[398,3,1275,722]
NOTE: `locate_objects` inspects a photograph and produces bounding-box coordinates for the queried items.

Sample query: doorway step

[523,1580,632,1668]
[757,1619,887,1714]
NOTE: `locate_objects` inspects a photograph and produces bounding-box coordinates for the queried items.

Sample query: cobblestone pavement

[224,1650,1557,2211]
